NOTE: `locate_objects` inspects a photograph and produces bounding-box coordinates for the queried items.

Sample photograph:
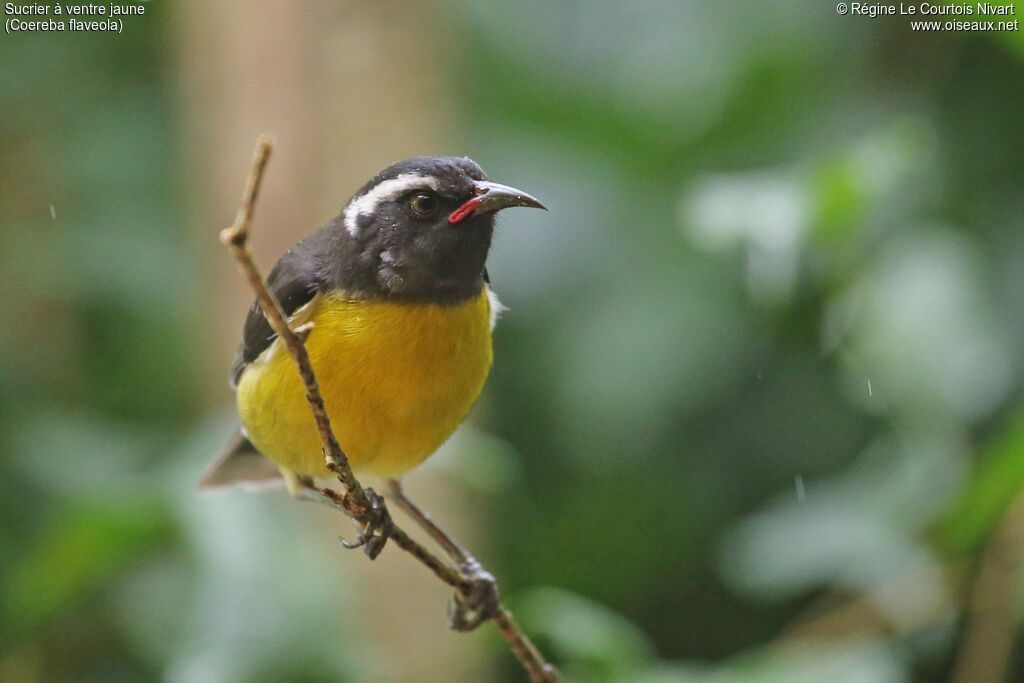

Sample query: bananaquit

[201,156,546,493]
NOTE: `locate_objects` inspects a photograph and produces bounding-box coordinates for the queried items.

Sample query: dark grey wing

[229,244,324,387]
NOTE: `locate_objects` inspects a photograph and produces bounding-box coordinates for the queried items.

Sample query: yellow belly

[236,289,493,478]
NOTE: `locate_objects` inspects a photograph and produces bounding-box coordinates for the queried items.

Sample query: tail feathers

[199,428,284,492]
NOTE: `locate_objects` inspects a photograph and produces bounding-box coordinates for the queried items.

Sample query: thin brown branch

[494,609,560,683]
[220,135,558,682]
[386,478,470,564]
[386,478,499,631]
[301,480,467,590]
[389,524,467,591]
[220,135,365,507]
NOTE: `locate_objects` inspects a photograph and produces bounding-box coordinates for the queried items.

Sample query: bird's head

[338,156,545,302]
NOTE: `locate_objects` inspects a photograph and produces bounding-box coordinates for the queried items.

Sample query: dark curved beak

[473,181,548,213]
[449,180,547,224]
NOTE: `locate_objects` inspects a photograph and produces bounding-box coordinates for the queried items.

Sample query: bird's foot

[339,487,391,560]
[448,558,500,631]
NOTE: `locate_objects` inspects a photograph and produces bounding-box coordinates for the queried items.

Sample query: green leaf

[930,408,1024,557]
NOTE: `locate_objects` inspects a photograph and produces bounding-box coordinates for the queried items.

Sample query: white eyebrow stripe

[344,173,441,236]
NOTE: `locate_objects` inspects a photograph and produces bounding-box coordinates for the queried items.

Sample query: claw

[449,559,500,631]
[337,488,391,560]
[338,534,364,549]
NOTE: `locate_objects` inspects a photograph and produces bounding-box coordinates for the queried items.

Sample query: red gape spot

[449,197,482,224]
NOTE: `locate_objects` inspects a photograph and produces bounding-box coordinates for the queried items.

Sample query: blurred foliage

[2,1,1024,682]
[932,409,1024,558]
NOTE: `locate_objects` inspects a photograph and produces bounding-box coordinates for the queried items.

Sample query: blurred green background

[3,1,1024,681]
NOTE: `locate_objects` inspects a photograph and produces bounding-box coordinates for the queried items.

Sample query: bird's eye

[409,192,439,218]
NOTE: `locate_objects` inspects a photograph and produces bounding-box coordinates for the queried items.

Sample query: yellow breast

[236,288,493,478]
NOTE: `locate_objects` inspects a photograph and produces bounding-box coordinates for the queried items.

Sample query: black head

[326,156,545,303]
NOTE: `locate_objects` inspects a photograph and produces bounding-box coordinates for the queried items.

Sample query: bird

[200,156,546,495]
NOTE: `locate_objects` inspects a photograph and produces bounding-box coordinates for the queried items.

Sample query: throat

[392,277,485,305]
[377,262,485,305]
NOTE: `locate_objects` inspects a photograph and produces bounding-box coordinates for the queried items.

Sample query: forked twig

[219,134,558,683]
